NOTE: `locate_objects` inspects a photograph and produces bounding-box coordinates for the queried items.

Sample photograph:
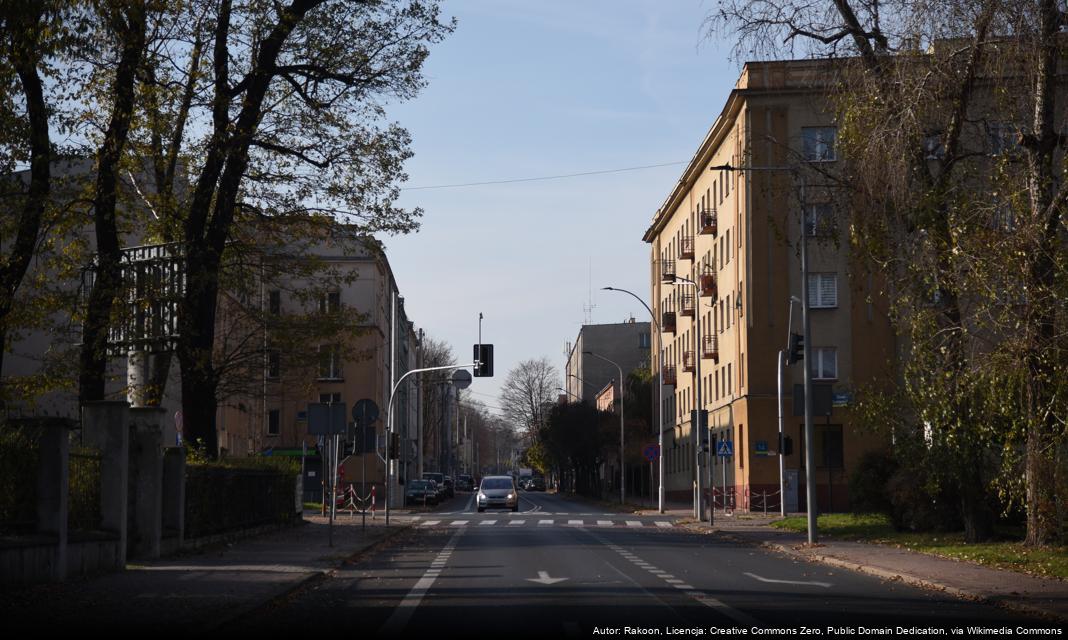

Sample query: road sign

[716,440,734,457]
[642,444,660,461]
[308,402,347,435]
[352,398,380,426]
[451,369,472,390]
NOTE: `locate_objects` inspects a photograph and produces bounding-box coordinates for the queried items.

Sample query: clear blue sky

[383,1,737,414]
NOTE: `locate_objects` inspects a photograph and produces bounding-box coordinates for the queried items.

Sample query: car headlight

[478,493,486,500]
[507,493,515,500]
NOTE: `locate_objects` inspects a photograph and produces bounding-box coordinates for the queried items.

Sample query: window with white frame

[319,290,341,315]
[802,126,837,162]
[808,273,838,308]
[810,348,838,380]
[318,345,342,380]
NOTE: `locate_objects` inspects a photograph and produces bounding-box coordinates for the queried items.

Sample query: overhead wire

[400,161,686,191]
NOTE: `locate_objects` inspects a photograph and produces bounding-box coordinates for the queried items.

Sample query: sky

[382,1,738,416]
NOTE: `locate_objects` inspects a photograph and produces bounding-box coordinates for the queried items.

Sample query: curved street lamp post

[583,350,625,506]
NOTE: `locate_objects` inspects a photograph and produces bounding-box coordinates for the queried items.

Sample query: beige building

[643,60,894,513]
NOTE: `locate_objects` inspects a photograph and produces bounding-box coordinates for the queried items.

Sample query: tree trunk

[0,11,50,396]
[78,4,148,403]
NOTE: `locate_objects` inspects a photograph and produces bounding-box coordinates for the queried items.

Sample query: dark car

[527,477,546,491]
[443,476,455,498]
[422,472,452,500]
[405,479,437,506]
[457,474,475,492]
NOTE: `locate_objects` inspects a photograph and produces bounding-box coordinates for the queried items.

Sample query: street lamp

[602,286,665,514]
[671,275,708,525]
[583,350,625,506]
[556,387,581,402]
[712,161,818,544]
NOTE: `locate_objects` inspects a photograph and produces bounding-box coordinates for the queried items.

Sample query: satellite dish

[452,369,473,390]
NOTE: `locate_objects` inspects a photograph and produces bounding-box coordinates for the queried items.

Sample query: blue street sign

[716,440,734,457]
[643,444,660,461]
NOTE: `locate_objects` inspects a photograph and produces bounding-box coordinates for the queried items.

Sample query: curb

[202,521,416,633]
[761,541,1068,625]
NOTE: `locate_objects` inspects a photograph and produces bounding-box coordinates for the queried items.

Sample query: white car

[477,476,518,512]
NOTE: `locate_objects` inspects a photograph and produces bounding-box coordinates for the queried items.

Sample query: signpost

[716,440,733,513]
[352,399,379,533]
[308,401,347,547]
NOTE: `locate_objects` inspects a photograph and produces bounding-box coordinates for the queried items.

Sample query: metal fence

[184,465,298,539]
[68,449,102,533]
[0,424,40,535]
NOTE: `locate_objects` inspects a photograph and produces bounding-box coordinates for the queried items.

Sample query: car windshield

[409,480,427,489]
[481,478,512,491]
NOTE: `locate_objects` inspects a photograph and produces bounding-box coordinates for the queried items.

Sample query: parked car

[405,479,437,506]
[527,477,546,491]
[477,475,518,512]
[457,474,475,492]
[443,476,455,498]
[422,472,447,500]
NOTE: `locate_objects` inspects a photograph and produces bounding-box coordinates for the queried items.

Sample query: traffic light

[389,432,399,459]
[787,332,804,365]
[780,434,794,456]
[473,343,494,377]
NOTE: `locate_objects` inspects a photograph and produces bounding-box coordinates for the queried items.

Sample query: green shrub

[848,450,897,515]
[886,468,962,532]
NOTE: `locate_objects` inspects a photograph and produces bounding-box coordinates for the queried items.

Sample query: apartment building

[643,60,894,513]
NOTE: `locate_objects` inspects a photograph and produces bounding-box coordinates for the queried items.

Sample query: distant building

[642,60,894,512]
[564,320,651,407]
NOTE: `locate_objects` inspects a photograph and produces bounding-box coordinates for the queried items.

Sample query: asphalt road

[241,491,1049,637]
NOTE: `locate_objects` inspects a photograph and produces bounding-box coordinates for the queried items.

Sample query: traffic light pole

[385,362,477,526]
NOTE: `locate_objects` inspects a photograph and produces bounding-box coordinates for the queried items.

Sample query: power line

[400,161,686,191]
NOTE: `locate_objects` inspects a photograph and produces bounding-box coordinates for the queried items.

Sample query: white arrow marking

[526,571,568,585]
[743,572,832,588]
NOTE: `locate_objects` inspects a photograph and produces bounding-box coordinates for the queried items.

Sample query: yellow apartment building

[643,60,894,513]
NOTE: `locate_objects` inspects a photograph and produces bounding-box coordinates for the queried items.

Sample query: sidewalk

[2,512,413,634]
[635,499,1068,623]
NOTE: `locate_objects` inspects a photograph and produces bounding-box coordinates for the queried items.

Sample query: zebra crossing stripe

[509,520,525,526]
[655,521,672,528]
[480,520,496,526]
[422,520,440,527]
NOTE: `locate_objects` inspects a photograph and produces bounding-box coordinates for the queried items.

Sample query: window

[639,332,651,349]
[319,290,341,315]
[268,290,281,315]
[267,409,280,436]
[802,126,837,162]
[987,122,1018,156]
[806,203,834,236]
[318,345,342,380]
[727,363,732,393]
[738,425,744,469]
[267,349,280,379]
[808,273,838,308]
[319,392,341,403]
[726,230,731,262]
[819,425,844,469]
[811,347,838,380]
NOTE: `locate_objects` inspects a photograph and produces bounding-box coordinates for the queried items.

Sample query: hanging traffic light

[780,434,794,456]
[473,344,494,377]
[787,333,804,365]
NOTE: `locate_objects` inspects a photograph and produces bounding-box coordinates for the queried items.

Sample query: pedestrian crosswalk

[413,517,676,529]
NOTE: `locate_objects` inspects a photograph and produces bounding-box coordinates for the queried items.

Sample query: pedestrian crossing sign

[716,440,734,457]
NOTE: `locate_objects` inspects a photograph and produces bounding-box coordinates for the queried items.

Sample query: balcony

[680,235,695,260]
[699,208,718,236]
[702,334,719,362]
[682,350,695,373]
[662,365,677,386]
[700,272,717,298]
[680,293,695,317]
[661,311,676,334]
[660,259,676,283]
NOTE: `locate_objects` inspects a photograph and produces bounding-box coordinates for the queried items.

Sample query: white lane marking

[665,579,686,584]
[526,570,568,585]
[655,521,672,528]
[509,520,525,526]
[597,520,613,527]
[674,584,695,590]
[625,520,642,527]
[379,526,465,635]
[464,493,474,512]
[421,520,440,527]
[450,520,468,526]
[567,519,584,526]
[479,520,497,526]
[693,595,761,625]
[743,572,832,588]
[538,519,553,526]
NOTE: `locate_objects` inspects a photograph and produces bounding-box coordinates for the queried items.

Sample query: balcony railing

[680,235,695,260]
[702,334,719,362]
[682,350,695,372]
[662,365,677,386]
[700,272,717,298]
[661,311,676,334]
[660,259,676,283]
[699,208,718,236]
[680,293,695,317]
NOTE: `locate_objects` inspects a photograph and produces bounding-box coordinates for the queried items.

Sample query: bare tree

[499,357,558,443]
